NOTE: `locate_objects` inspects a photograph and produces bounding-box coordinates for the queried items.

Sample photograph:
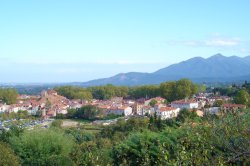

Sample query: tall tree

[234,89,250,106]
[0,88,18,104]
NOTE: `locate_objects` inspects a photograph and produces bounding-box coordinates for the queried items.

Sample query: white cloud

[205,38,240,46]
[166,37,241,47]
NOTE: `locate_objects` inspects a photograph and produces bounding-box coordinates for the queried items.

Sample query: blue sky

[0,0,250,83]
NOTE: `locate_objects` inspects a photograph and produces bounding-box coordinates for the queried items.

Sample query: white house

[171,100,199,109]
[0,104,10,113]
[107,106,133,116]
[156,107,180,120]
[8,105,22,113]
[138,106,154,116]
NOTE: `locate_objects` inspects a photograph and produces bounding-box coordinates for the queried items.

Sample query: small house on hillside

[171,100,199,109]
[156,107,180,120]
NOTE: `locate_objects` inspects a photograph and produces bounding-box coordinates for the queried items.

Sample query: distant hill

[80,54,250,86]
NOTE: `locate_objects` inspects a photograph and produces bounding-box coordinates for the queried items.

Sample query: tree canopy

[0,88,18,104]
[234,89,250,106]
[54,86,93,100]
[0,142,20,166]
[160,79,198,102]
[9,129,75,166]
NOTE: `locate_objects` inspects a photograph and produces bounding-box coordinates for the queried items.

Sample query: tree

[160,79,197,102]
[0,142,20,166]
[17,110,29,119]
[67,108,77,118]
[10,129,75,166]
[175,79,197,100]
[197,84,206,93]
[160,81,176,102]
[149,99,157,107]
[51,120,63,128]
[113,130,166,165]
[176,108,199,123]
[75,105,103,120]
[54,86,93,100]
[213,100,224,107]
[234,89,250,107]
[0,88,18,104]
[129,85,160,99]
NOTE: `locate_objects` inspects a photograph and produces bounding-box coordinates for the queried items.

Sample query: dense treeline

[54,86,93,100]
[88,84,129,100]
[212,81,250,97]
[1,109,250,165]
[54,79,199,102]
[0,88,18,104]
[0,110,31,120]
[211,81,250,106]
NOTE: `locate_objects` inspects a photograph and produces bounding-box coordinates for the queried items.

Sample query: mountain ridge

[80,54,250,86]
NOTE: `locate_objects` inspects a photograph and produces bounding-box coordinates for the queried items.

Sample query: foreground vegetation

[1,108,250,165]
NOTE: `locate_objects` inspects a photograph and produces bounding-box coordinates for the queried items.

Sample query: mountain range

[79,54,250,86]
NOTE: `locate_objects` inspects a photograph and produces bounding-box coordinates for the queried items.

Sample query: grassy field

[61,119,103,134]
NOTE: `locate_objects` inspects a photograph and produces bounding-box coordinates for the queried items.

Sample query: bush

[10,129,75,166]
[0,142,20,166]
[51,120,63,128]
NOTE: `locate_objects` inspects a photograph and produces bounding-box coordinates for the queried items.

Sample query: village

[0,89,246,128]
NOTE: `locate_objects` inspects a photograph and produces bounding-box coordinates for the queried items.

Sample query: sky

[0,0,250,83]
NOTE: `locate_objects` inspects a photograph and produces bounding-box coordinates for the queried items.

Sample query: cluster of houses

[0,90,71,119]
[0,90,247,120]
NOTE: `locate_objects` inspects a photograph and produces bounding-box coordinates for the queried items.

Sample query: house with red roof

[107,106,133,116]
[156,107,180,120]
[171,100,199,109]
[145,97,165,106]
[221,104,246,113]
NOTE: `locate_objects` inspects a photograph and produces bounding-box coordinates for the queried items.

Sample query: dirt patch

[62,120,79,127]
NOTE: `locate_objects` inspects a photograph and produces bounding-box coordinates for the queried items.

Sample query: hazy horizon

[1,1,250,83]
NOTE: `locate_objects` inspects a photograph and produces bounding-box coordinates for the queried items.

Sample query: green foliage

[65,129,96,144]
[175,79,197,99]
[1,97,249,165]
[101,113,122,120]
[160,79,198,102]
[148,114,166,131]
[0,88,18,104]
[128,85,160,99]
[0,142,20,166]
[66,108,77,119]
[0,110,31,120]
[113,130,166,166]
[70,141,113,165]
[51,119,63,128]
[213,100,224,107]
[149,99,157,107]
[0,125,24,143]
[159,81,176,102]
[54,86,93,100]
[9,129,75,166]
[75,105,103,120]
[213,86,239,96]
[99,118,149,142]
[234,89,250,106]
[112,110,250,165]
[88,84,129,100]
[197,84,206,93]
[176,108,199,123]
[54,79,197,102]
